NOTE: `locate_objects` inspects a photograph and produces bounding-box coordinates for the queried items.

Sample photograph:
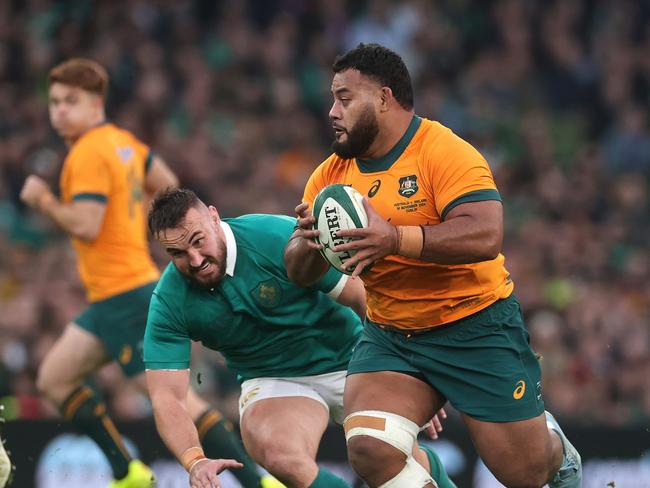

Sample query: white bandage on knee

[343,410,420,456]
[379,456,436,488]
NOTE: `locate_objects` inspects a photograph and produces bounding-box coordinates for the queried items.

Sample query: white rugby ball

[312,184,368,275]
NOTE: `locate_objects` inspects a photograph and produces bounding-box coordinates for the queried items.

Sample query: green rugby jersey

[144,214,362,381]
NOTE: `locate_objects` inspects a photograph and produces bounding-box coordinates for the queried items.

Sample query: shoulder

[226,214,296,245]
[152,263,188,305]
[304,154,352,203]
[66,123,117,162]
[417,118,477,153]
[314,153,351,180]
[110,124,147,148]
[414,118,453,150]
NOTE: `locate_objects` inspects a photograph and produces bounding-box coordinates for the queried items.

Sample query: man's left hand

[423,407,447,440]
[333,197,397,277]
[20,175,52,210]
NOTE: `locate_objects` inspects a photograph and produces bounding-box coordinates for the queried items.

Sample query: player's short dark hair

[333,43,413,110]
[48,58,109,100]
[148,188,201,236]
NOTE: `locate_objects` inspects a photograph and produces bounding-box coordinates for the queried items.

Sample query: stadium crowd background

[0,0,649,430]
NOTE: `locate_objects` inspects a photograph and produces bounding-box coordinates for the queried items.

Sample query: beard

[185,243,228,288]
[331,105,379,159]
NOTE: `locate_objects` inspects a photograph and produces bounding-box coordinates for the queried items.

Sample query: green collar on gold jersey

[356,115,422,173]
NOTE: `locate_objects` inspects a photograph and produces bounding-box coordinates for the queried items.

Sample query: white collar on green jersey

[220,221,237,277]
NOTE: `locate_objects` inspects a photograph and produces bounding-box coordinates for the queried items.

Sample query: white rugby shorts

[238,370,347,424]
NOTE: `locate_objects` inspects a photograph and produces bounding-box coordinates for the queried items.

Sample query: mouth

[193,261,211,275]
[333,126,346,139]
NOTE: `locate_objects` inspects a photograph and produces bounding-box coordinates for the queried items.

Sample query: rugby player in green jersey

[143,188,454,488]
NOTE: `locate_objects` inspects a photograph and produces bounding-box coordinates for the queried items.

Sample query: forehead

[332,69,380,94]
[49,82,91,99]
[159,207,207,246]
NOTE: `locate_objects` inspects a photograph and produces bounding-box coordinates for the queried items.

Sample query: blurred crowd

[0,0,649,427]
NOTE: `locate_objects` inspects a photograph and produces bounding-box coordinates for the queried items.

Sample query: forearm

[38,193,95,240]
[151,391,202,463]
[284,234,329,286]
[417,215,501,264]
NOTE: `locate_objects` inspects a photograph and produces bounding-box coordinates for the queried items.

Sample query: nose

[329,100,340,121]
[188,248,203,268]
[54,107,67,120]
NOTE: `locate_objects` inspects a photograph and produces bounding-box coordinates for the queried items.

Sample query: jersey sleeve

[144,292,191,370]
[65,139,111,203]
[312,267,347,296]
[129,132,153,173]
[425,128,501,220]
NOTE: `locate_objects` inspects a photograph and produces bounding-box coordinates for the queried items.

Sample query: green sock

[61,386,131,479]
[308,467,351,487]
[420,444,457,488]
[196,409,261,488]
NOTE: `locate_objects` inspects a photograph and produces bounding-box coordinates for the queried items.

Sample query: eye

[193,238,203,248]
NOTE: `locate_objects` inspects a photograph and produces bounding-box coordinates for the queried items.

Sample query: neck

[64,113,107,146]
[361,109,415,160]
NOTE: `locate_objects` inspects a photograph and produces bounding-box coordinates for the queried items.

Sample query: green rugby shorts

[348,294,544,422]
[75,281,157,377]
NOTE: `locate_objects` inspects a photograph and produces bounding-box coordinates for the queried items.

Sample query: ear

[92,94,104,110]
[208,205,221,225]
[379,87,393,112]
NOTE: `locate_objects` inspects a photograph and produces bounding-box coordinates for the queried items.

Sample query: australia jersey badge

[398,175,419,198]
[252,278,282,308]
[117,146,134,163]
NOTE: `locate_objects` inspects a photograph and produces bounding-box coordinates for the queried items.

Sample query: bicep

[144,298,192,369]
[69,199,107,240]
[146,369,190,401]
[444,199,504,253]
[335,276,366,319]
[144,155,178,194]
[444,199,503,228]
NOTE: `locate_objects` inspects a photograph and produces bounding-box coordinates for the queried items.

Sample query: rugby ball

[312,184,368,275]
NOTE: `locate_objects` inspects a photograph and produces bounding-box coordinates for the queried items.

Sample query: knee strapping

[344,411,436,487]
[343,410,419,456]
[379,456,436,488]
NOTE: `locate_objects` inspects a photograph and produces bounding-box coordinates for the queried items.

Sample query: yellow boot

[108,460,155,488]
[260,474,286,488]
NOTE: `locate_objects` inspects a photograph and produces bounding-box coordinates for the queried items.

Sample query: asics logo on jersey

[513,380,526,400]
[368,180,381,198]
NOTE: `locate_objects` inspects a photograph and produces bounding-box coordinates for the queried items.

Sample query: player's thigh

[38,322,110,388]
[344,371,444,427]
[129,372,149,396]
[462,412,552,483]
[409,295,545,423]
[344,322,445,425]
[240,396,329,462]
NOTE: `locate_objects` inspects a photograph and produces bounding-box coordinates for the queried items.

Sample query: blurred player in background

[0,406,11,487]
[19,59,269,488]
[285,43,582,488]
[0,442,9,488]
[144,188,455,488]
